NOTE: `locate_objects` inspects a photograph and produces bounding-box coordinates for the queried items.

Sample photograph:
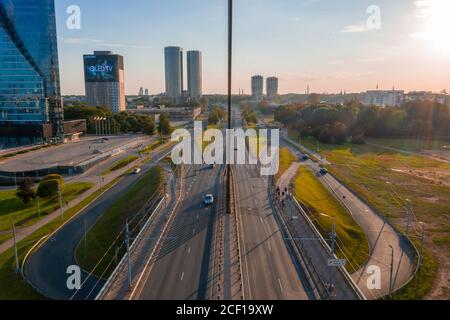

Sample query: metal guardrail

[290,196,367,300]
[95,196,166,300]
[229,166,245,300]
[269,177,330,300]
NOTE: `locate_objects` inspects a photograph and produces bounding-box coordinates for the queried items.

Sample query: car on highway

[301,155,309,161]
[319,168,328,175]
[132,168,142,175]
[203,194,214,205]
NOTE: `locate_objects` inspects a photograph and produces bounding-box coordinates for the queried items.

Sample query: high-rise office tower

[84,51,126,113]
[164,46,183,101]
[0,0,63,145]
[187,50,202,100]
[267,77,279,98]
[251,75,264,101]
[144,88,149,96]
[139,87,144,96]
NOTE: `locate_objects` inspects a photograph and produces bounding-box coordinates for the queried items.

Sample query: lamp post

[226,0,233,215]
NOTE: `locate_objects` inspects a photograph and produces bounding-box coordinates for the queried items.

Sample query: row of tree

[274,99,450,144]
[64,105,174,136]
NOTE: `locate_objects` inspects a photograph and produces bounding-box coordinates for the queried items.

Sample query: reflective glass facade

[0,0,62,130]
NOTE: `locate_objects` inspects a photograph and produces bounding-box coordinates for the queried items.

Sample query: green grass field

[293,166,370,272]
[0,182,93,234]
[75,166,164,278]
[297,135,450,299]
[276,147,297,181]
[0,176,122,300]
[103,155,139,174]
[366,137,450,153]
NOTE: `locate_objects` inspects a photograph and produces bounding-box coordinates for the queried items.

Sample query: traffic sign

[328,259,346,267]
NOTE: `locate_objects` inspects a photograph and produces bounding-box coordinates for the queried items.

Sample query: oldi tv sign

[84,55,119,82]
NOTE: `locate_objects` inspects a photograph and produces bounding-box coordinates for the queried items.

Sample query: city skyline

[56,0,450,95]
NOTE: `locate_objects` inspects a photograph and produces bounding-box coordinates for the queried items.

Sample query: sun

[417,0,450,52]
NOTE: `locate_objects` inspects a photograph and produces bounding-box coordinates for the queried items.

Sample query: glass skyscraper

[0,0,63,145]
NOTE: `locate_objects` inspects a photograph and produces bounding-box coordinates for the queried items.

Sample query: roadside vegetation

[293,166,370,271]
[103,155,139,175]
[0,175,123,299]
[296,137,449,299]
[75,166,164,278]
[276,147,297,181]
[0,182,93,237]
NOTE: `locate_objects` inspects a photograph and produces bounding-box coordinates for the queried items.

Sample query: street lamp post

[388,245,394,298]
[12,221,19,273]
[226,0,233,215]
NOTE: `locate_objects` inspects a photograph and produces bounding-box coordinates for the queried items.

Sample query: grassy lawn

[298,136,449,299]
[293,166,370,272]
[366,137,450,153]
[75,166,164,278]
[103,155,139,175]
[0,182,93,234]
[0,176,122,300]
[276,147,296,181]
[142,140,163,155]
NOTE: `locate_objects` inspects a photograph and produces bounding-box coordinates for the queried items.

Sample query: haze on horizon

[56,0,450,96]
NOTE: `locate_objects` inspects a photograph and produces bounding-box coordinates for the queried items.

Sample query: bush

[350,135,366,145]
[41,174,64,184]
[37,176,64,199]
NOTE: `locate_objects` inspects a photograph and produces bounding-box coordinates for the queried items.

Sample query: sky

[55,0,450,95]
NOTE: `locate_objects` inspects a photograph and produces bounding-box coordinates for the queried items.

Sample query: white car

[132,168,142,175]
[203,194,214,205]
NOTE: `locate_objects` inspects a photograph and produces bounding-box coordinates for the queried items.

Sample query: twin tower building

[83,47,202,114]
[165,46,202,102]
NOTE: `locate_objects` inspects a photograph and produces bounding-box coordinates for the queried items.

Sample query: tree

[158,113,173,136]
[331,122,348,144]
[199,96,209,112]
[37,174,64,198]
[16,178,36,206]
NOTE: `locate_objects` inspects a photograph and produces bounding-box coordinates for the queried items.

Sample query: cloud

[340,25,368,33]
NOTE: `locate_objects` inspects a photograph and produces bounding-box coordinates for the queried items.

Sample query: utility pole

[12,221,19,273]
[388,245,394,298]
[330,223,336,258]
[84,218,87,258]
[58,185,64,222]
[226,0,233,215]
[419,223,425,270]
[405,200,412,236]
[37,196,41,218]
[125,222,132,287]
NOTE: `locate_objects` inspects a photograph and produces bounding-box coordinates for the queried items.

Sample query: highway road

[24,146,171,300]
[233,109,315,300]
[135,163,223,300]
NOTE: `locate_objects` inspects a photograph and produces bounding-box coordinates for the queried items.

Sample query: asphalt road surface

[136,163,223,300]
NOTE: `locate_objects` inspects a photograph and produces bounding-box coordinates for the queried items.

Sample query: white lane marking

[259,217,264,225]
[181,272,185,281]
[278,278,284,292]
[267,241,272,252]
[254,199,258,207]
[188,247,191,255]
